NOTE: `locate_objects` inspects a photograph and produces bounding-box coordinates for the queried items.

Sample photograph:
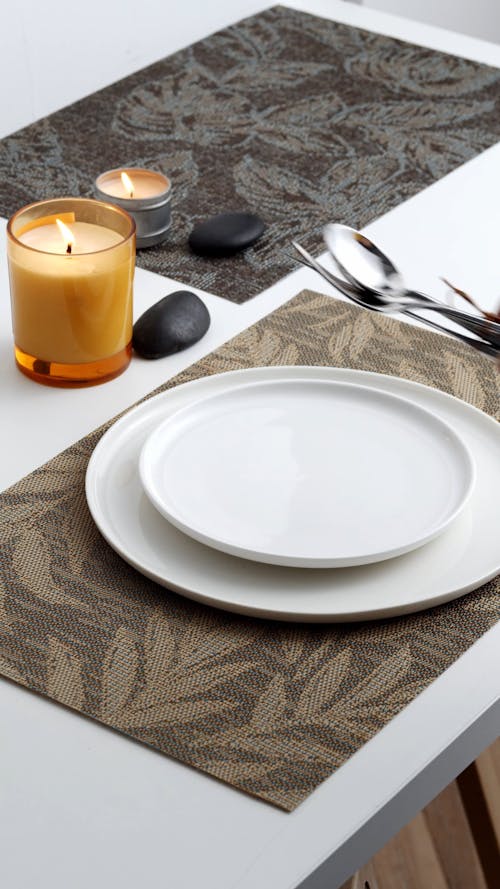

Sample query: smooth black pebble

[133,291,210,359]
[188,212,265,256]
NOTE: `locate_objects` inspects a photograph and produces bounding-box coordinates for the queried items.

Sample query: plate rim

[86,366,500,622]
[138,377,475,568]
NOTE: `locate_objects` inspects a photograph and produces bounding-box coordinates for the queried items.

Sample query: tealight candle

[95,168,171,248]
[7,198,135,387]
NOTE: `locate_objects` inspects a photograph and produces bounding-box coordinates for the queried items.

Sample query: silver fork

[292,241,500,361]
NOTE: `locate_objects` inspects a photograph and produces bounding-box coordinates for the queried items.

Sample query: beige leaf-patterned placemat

[2,5,500,301]
[0,291,498,811]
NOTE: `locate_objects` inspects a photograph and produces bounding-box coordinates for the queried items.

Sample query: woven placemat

[0,291,498,811]
[2,6,500,302]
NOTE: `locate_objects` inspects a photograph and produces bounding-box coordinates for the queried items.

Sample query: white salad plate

[86,366,500,622]
[139,379,474,568]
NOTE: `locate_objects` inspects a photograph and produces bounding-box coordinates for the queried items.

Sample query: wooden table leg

[339,861,379,889]
[424,780,488,889]
[456,741,500,889]
[340,740,500,889]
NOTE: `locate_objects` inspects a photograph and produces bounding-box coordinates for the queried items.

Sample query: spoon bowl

[323,224,406,297]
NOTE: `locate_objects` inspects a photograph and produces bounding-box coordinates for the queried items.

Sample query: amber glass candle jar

[7,198,135,387]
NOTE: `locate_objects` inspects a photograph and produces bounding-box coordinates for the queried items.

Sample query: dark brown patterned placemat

[2,6,500,302]
[0,291,499,811]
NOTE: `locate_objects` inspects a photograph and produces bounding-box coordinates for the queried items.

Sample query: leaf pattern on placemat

[47,638,85,710]
[0,292,498,811]
[295,649,352,721]
[12,528,75,609]
[102,627,140,724]
[2,6,500,301]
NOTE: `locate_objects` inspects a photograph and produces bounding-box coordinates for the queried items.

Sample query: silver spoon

[292,241,500,360]
[323,224,500,347]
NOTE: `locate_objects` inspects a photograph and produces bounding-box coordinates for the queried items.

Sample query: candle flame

[56,217,76,254]
[121,171,134,198]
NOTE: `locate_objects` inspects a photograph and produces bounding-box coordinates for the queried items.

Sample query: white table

[1,3,499,887]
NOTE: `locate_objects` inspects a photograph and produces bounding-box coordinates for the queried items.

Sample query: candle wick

[66,243,72,254]
[129,190,134,199]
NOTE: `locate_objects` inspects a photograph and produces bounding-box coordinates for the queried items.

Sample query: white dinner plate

[86,367,500,622]
[139,379,474,568]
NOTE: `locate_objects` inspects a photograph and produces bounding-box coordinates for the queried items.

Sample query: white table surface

[1,3,500,888]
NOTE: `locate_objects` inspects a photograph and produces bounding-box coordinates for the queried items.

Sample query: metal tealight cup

[94,168,172,248]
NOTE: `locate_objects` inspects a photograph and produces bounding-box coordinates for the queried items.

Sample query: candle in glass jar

[19,219,122,254]
[7,198,136,387]
[95,168,172,248]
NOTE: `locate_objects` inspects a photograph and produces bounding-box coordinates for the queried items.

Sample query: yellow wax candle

[18,220,123,254]
[7,198,136,387]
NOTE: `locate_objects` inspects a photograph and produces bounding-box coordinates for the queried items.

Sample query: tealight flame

[121,171,134,198]
[56,217,76,254]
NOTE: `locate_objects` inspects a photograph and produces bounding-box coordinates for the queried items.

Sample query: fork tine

[291,241,364,300]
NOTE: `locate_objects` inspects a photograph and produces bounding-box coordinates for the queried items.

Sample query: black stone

[188,212,265,256]
[132,291,210,360]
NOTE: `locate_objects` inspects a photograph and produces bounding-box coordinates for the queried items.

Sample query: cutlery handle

[403,309,499,359]
[405,291,500,347]
[291,243,499,361]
